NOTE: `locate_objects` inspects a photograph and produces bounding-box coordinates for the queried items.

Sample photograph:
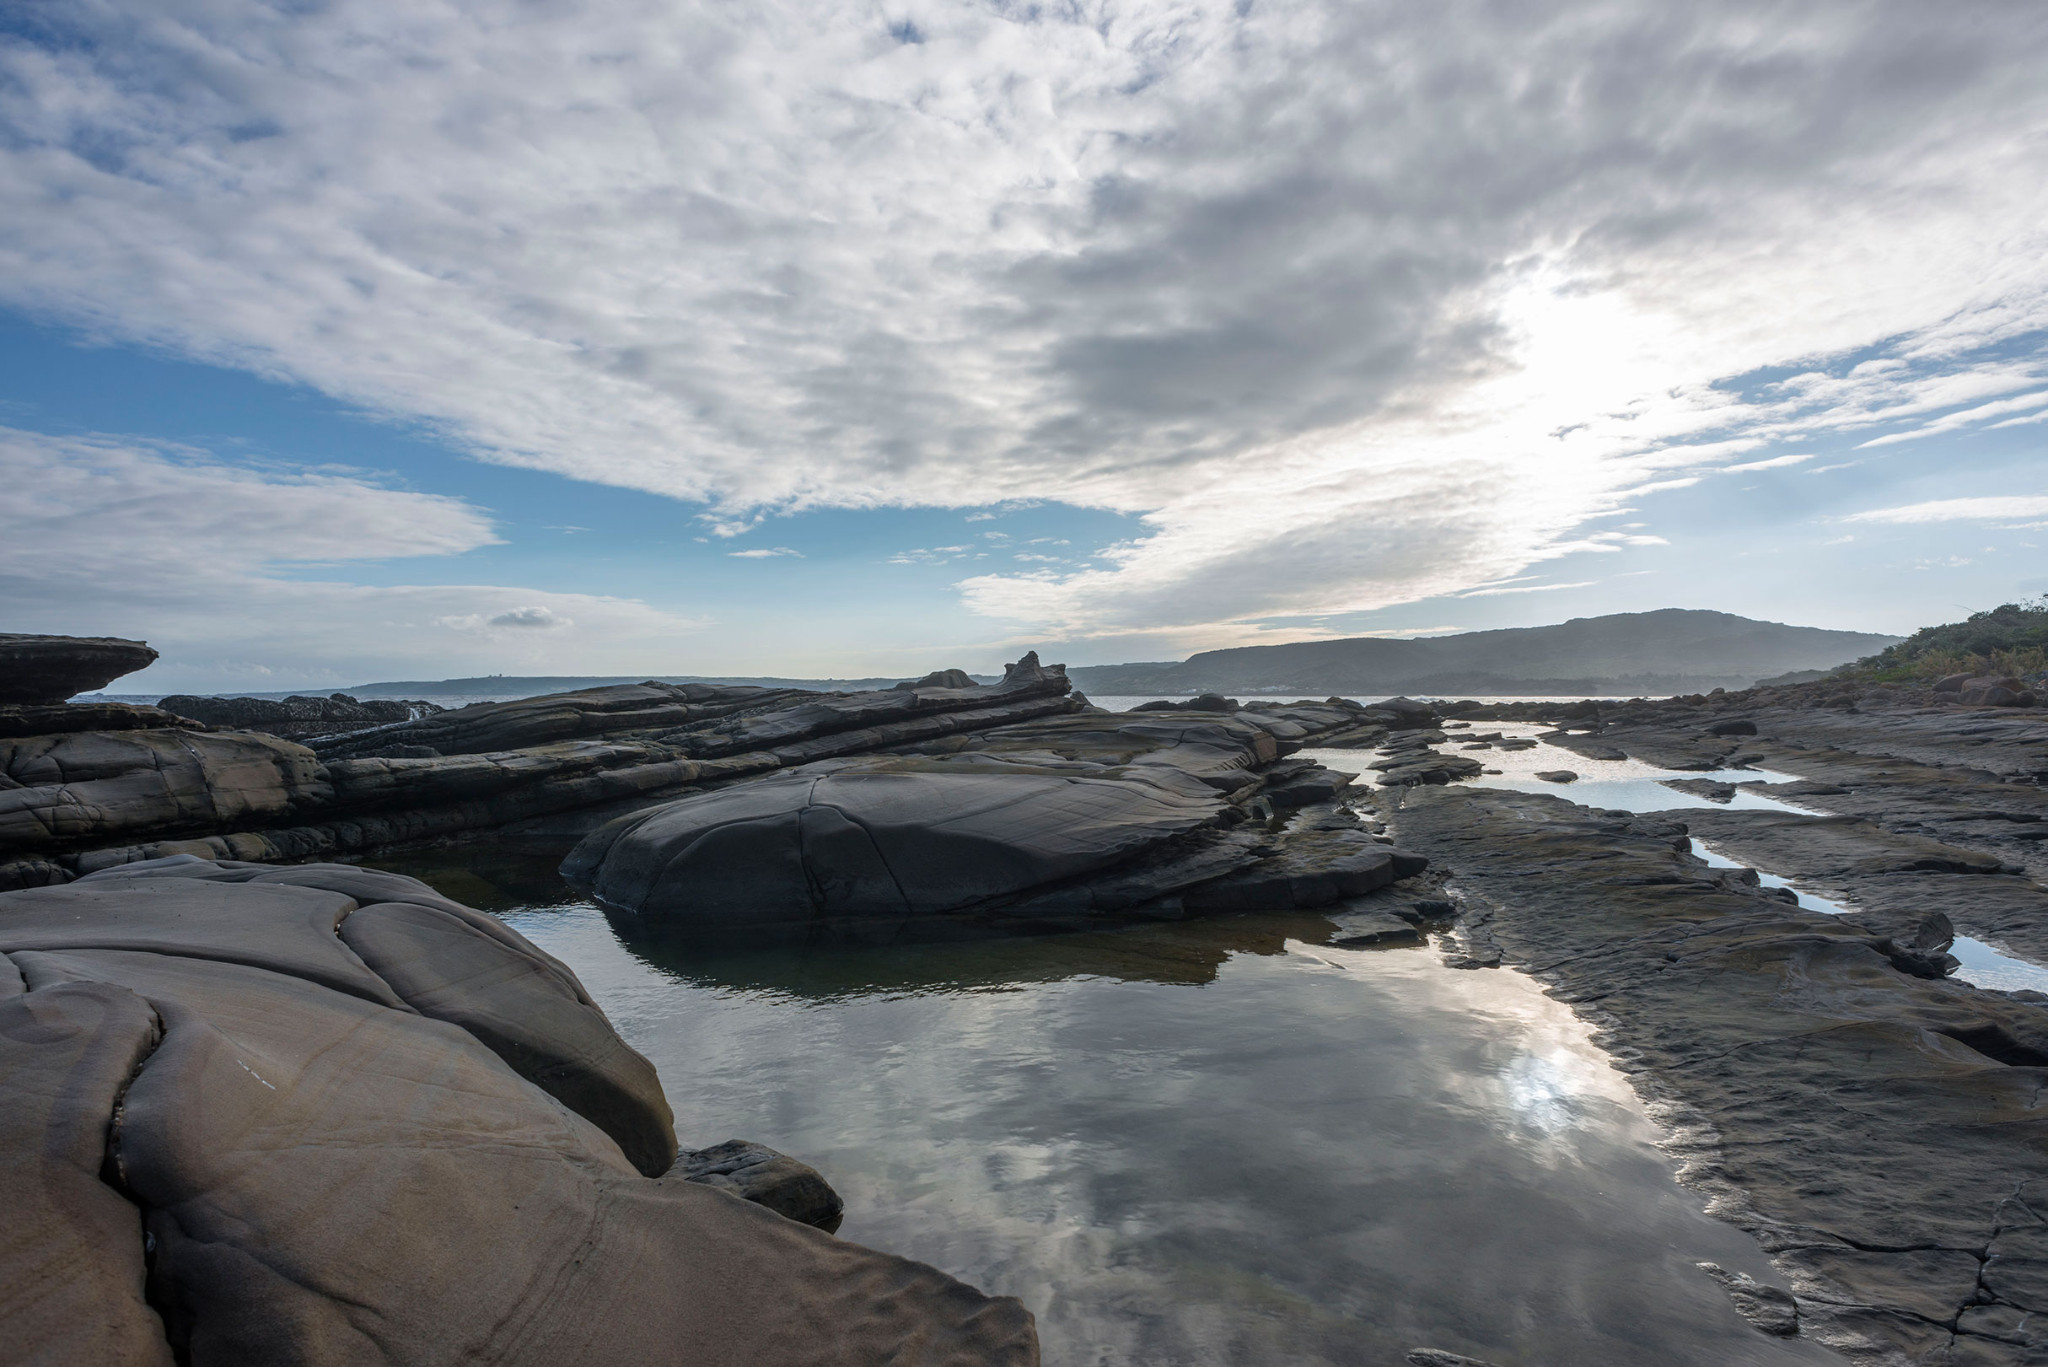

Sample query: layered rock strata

[0,857,1036,1365]
[0,633,157,705]
[158,692,443,739]
[0,656,1084,891]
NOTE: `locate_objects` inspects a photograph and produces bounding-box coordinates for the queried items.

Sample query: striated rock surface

[0,655,1085,891]
[158,693,442,740]
[0,859,1038,1366]
[1390,785,2048,1365]
[0,633,158,705]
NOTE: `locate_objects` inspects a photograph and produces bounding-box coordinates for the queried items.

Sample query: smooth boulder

[0,866,1038,1366]
[568,754,1228,927]
[565,754,1230,935]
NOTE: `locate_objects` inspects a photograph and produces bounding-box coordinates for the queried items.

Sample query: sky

[3,0,2047,693]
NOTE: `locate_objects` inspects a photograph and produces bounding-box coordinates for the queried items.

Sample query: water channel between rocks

[1322,722,2048,996]
[388,834,1841,1364]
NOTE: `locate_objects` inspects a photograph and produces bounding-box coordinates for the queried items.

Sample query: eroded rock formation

[567,703,1428,941]
[0,633,157,705]
[0,655,1085,891]
[0,858,1037,1365]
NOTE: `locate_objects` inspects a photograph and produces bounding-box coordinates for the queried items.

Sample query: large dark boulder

[564,754,1230,937]
[0,634,158,705]
[0,863,1038,1366]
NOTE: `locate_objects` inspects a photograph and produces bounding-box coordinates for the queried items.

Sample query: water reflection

[480,899,1833,1366]
[1303,726,1820,816]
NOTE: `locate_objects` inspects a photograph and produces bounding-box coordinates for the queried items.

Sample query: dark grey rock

[564,754,1230,937]
[896,668,975,690]
[1698,1263,1799,1336]
[1708,719,1759,736]
[0,634,157,705]
[675,1139,845,1232]
[1326,907,1424,947]
[0,702,196,739]
[1532,769,1578,783]
[157,693,442,740]
[1662,778,1736,803]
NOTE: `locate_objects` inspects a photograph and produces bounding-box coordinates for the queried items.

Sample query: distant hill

[1069,610,1903,697]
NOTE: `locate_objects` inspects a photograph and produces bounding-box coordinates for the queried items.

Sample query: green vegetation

[1846,600,2048,683]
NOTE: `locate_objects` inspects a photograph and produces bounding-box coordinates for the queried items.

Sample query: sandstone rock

[1934,673,1972,693]
[0,728,329,857]
[0,981,174,1366]
[0,870,1037,1365]
[0,633,157,705]
[674,1139,845,1232]
[71,856,677,1176]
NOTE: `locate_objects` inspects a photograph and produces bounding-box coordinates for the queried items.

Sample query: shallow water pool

[380,842,1835,1366]
[1306,728,2048,998]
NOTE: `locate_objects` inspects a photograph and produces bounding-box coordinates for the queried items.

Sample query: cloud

[0,427,702,688]
[1854,389,2048,447]
[726,546,803,558]
[1846,495,2048,525]
[1458,581,1600,598]
[3,2,2047,647]
[1720,453,1817,473]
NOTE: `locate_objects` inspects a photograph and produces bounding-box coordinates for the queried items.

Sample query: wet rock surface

[0,633,157,705]
[0,859,1037,1366]
[1389,783,2048,1365]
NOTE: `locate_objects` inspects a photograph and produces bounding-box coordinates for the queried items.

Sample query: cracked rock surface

[1390,783,2048,1365]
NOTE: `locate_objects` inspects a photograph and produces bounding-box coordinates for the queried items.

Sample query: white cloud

[2,2,2047,648]
[726,546,803,558]
[1720,453,1817,473]
[1855,389,2048,447]
[0,428,702,688]
[1458,581,1600,598]
[1846,495,2048,525]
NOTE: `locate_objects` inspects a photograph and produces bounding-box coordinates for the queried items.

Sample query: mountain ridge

[1069,609,1901,697]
